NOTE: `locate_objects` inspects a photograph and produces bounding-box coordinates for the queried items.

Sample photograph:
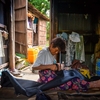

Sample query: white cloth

[33,23,36,33]
[32,47,56,67]
[0,31,5,57]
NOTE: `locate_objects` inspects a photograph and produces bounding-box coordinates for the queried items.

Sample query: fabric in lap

[40,69,85,91]
[1,70,43,97]
[1,69,85,97]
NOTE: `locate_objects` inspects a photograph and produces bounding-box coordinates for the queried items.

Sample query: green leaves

[28,0,50,16]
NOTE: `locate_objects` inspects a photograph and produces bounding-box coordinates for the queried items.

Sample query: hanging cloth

[75,35,85,62]
[0,30,5,57]
[65,32,81,66]
[65,39,76,66]
[33,23,36,33]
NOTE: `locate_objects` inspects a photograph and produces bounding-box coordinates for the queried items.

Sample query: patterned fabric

[65,39,76,66]
[38,70,89,92]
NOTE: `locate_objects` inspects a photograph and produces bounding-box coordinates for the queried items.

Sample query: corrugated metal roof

[28,2,50,21]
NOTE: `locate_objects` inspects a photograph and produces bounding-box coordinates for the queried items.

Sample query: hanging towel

[75,35,85,62]
[0,30,5,57]
[33,23,36,33]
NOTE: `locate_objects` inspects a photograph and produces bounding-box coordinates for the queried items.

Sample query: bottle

[61,61,65,70]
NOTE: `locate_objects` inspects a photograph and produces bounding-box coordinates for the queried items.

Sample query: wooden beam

[15,6,26,10]
[15,41,26,46]
[9,0,15,70]
[15,19,26,21]
[15,30,26,34]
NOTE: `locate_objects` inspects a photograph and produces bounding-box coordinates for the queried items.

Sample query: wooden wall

[15,0,27,55]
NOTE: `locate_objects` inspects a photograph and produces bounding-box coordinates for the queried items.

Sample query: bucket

[27,48,39,63]
[96,59,100,76]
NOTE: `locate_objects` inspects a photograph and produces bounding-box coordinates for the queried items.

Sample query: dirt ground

[14,66,39,81]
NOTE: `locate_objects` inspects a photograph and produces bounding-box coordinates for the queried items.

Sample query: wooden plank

[15,8,26,20]
[15,22,26,33]
[15,41,26,46]
[15,0,27,9]
[15,19,26,21]
[15,6,26,10]
[15,33,26,44]
[15,43,27,55]
[15,30,26,34]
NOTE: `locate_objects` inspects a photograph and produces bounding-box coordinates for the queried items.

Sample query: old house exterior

[28,3,49,47]
[0,0,49,70]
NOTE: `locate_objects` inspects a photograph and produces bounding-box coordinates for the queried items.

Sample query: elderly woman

[32,37,100,92]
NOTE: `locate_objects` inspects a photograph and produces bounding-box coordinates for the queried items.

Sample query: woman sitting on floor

[32,37,100,92]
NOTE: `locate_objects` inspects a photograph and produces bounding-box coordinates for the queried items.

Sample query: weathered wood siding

[15,0,27,55]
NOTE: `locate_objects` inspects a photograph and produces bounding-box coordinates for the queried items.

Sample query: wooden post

[9,0,15,70]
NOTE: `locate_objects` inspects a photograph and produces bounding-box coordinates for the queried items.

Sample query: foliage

[28,0,50,16]
[46,22,50,40]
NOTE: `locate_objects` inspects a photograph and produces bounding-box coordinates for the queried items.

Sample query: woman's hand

[50,64,58,71]
[51,64,61,71]
[32,64,62,71]
[53,63,62,71]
